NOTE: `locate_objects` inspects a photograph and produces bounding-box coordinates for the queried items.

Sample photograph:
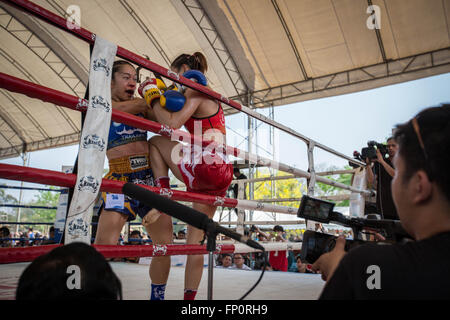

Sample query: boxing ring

[0,0,370,300]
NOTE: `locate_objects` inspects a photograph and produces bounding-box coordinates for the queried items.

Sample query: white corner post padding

[65,36,117,244]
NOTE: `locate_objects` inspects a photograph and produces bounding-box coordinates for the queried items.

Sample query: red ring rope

[0,163,239,208]
[0,244,236,264]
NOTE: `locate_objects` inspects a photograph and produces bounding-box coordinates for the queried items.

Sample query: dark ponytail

[171,52,208,74]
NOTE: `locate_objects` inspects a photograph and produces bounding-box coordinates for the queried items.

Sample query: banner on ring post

[65,36,117,244]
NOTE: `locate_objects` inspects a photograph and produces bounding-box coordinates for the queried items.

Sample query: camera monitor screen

[297,195,335,223]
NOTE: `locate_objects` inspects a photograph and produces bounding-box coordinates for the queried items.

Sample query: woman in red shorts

[142,52,233,300]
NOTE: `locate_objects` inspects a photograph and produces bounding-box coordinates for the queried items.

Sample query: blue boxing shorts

[101,154,154,221]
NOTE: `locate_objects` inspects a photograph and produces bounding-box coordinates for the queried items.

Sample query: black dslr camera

[297,195,411,264]
[356,140,388,162]
[349,141,388,168]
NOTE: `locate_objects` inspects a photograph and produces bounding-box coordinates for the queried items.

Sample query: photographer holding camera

[312,105,450,299]
[365,137,399,220]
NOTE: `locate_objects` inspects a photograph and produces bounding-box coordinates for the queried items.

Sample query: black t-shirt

[232,174,247,199]
[373,159,398,220]
[319,231,450,300]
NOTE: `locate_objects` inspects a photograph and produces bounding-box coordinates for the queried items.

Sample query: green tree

[253,169,306,207]
[0,187,19,221]
[19,187,60,233]
[315,165,353,206]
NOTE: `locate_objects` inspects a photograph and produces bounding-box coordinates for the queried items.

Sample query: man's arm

[254,226,270,240]
[318,259,354,300]
[365,158,376,188]
[376,149,395,178]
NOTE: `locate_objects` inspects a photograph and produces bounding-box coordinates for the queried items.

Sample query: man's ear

[411,170,432,204]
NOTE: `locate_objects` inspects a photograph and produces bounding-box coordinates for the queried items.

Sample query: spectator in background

[177,230,186,240]
[28,228,34,242]
[17,232,29,247]
[142,232,151,244]
[291,256,315,274]
[231,168,247,199]
[269,225,288,272]
[365,137,399,220]
[248,226,269,270]
[249,225,269,241]
[16,242,122,300]
[216,254,233,269]
[0,226,12,247]
[122,230,144,263]
[287,250,296,271]
[41,227,57,245]
[232,253,252,271]
[33,232,43,246]
[229,168,248,216]
[128,230,143,244]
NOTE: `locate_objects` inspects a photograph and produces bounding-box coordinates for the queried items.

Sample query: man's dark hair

[233,168,240,174]
[393,104,450,202]
[130,230,142,238]
[273,225,284,232]
[0,226,10,237]
[177,230,186,235]
[16,242,122,300]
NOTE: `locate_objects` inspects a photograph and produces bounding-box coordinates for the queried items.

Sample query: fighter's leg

[143,209,173,300]
[148,135,184,182]
[94,209,128,245]
[184,202,217,299]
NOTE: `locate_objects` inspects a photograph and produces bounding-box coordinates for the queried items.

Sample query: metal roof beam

[271,0,308,80]
[118,0,172,66]
[0,132,80,160]
[1,1,89,86]
[0,106,28,144]
[227,48,450,112]
[178,0,249,105]
[367,0,388,63]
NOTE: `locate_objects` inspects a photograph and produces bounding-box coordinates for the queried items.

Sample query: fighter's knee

[149,135,164,146]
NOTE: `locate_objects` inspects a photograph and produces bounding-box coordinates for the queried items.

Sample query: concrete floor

[0,262,325,300]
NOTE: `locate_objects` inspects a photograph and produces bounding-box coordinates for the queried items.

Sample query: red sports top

[184,103,226,136]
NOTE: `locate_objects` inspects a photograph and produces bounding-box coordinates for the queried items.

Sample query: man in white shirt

[232,253,252,270]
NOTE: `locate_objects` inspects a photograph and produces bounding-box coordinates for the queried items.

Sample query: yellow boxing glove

[138,78,166,107]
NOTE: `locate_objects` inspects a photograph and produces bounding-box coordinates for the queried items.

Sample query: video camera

[297,195,411,263]
[353,140,388,164]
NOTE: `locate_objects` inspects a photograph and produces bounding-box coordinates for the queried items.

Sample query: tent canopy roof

[1,0,449,159]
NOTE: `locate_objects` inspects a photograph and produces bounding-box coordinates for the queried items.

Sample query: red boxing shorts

[178,144,233,196]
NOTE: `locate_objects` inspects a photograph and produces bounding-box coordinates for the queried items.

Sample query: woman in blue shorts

[94,60,155,245]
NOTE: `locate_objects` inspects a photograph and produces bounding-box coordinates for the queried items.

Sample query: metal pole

[15,152,27,235]
[270,103,276,219]
[306,142,317,230]
[207,251,214,300]
[248,93,254,222]
[236,180,245,235]
[205,223,217,300]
